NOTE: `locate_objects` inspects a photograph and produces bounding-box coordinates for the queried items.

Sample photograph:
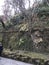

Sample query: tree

[0,18,5,29]
[42,0,49,6]
[3,0,12,20]
[11,0,26,13]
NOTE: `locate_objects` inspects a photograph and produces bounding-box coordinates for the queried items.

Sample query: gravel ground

[0,57,33,65]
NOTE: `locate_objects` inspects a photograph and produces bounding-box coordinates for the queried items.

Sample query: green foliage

[1,2,49,53]
[17,36,33,51]
[10,14,25,25]
[8,34,33,51]
[37,6,49,17]
[47,21,49,25]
